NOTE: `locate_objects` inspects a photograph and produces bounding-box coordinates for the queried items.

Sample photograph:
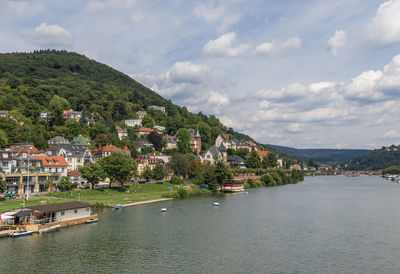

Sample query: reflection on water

[1,176,400,273]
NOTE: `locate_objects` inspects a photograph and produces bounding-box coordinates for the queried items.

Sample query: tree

[246,150,262,168]
[168,153,189,177]
[203,164,217,192]
[0,178,6,193]
[176,128,191,153]
[57,176,77,191]
[215,161,232,190]
[142,114,155,128]
[142,166,153,180]
[98,151,136,186]
[197,122,211,149]
[147,131,163,152]
[79,162,106,189]
[152,164,165,181]
[0,130,9,148]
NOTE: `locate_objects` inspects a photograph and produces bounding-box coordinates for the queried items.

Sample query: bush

[261,174,276,186]
[170,176,183,185]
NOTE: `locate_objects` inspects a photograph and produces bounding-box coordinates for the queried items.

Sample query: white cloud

[131,12,145,23]
[344,70,384,102]
[253,37,301,57]
[0,0,44,15]
[383,130,400,139]
[194,1,241,33]
[327,30,346,55]
[85,0,136,12]
[166,61,213,84]
[203,32,249,57]
[20,23,73,47]
[367,0,400,47]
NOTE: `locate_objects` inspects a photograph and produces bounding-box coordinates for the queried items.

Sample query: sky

[1,0,400,149]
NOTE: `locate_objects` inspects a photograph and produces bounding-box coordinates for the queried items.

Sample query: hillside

[0,50,228,150]
[345,145,400,170]
[266,144,371,163]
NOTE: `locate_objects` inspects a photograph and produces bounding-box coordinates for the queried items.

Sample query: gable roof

[136,127,154,133]
[27,201,91,213]
[203,146,220,158]
[248,140,256,146]
[8,144,40,156]
[115,126,127,132]
[257,151,269,158]
[72,135,90,146]
[101,144,130,153]
[34,155,69,167]
[45,144,87,157]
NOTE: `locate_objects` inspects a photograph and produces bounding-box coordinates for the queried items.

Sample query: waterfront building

[135,155,166,176]
[45,144,92,171]
[202,144,227,165]
[67,170,88,187]
[227,155,246,169]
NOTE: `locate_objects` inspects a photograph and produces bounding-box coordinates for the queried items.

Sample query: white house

[125,119,142,127]
[148,105,166,112]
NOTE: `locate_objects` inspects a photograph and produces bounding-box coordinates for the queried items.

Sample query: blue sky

[1,0,400,149]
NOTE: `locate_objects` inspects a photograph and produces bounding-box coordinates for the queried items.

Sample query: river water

[1,175,400,273]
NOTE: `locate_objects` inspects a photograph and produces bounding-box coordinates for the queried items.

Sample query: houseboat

[222,180,245,193]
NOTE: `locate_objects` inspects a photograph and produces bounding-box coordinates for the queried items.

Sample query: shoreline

[114,198,173,208]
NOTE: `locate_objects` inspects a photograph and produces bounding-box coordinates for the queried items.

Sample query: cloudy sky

[1,0,400,149]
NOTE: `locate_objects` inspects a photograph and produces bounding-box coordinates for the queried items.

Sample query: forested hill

[266,144,371,163]
[0,50,230,150]
[345,145,400,170]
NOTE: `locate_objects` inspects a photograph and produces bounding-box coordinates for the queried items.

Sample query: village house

[67,170,88,187]
[0,151,51,194]
[135,127,154,137]
[135,155,166,176]
[45,144,92,172]
[147,153,171,163]
[6,144,43,158]
[290,163,302,170]
[63,109,82,121]
[116,126,128,140]
[256,150,269,159]
[189,129,202,154]
[125,118,142,127]
[48,136,70,145]
[91,144,130,161]
[133,139,154,152]
[148,105,165,112]
[162,135,178,150]
[39,111,50,120]
[154,125,166,132]
[0,110,9,118]
[215,134,233,149]
[227,155,246,169]
[136,110,147,119]
[202,144,227,165]
[34,155,68,184]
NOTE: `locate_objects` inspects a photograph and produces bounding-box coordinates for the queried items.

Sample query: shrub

[170,176,183,185]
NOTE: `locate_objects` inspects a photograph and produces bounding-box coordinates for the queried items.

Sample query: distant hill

[265,144,372,163]
[346,145,400,170]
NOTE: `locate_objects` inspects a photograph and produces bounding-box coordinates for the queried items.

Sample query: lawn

[0,183,178,213]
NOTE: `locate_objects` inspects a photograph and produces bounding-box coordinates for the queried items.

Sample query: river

[1,175,400,273]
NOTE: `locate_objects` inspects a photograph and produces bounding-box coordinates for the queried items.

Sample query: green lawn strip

[0,183,181,213]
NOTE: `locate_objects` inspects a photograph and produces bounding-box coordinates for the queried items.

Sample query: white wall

[56,207,91,222]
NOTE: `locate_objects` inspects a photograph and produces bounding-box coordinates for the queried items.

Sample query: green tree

[246,150,262,168]
[203,164,217,192]
[0,178,6,193]
[153,164,165,181]
[57,176,77,191]
[0,130,9,148]
[79,162,106,189]
[176,128,191,153]
[142,114,155,128]
[98,151,136,186]
[215,161,232,190]
[142,166,153,180]
[147,131,163,152]
[168,153,189,177]
[197,121,211,149]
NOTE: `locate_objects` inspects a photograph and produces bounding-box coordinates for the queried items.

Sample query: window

[74,209,78,214]
[86,208,90,212]
[61,211,65,216]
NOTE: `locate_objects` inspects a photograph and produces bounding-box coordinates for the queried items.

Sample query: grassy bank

[0,183,181,213]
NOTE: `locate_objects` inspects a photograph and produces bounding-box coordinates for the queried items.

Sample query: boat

[9,229,34,238]
[113,204,123,210]
[39,224,61,233]
[213,202,220,206]
[161,208,167,212]
[85,218,99,224]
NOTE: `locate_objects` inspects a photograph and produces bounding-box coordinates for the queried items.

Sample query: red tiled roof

[248,140,256,146]
[63,109,72,115]
[136,127,154,133]
[67,170,81,176]
[101,144,130,153]
[115,126,126,132]
[257,151,269,158]
[10,144,40,155]
[34,156,68,167]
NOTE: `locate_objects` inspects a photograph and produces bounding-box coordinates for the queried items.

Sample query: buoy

[161,207,167,212]
[213,202,220,206]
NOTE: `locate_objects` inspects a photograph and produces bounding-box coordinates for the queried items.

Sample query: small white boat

[161,208,167,212]
[213,202,220,206]
[85,218,99,224]
[9,230,34,238]
[39,224,61,233]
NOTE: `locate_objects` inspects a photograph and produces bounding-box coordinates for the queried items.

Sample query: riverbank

[119,198,173,208]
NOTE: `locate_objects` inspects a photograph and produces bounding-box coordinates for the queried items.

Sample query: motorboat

[39,224,61,233]
[85,218,99,224]
[213,202,220,206]
[161,208,167,212]
[9,229,34,238]
[114,204,123,210]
